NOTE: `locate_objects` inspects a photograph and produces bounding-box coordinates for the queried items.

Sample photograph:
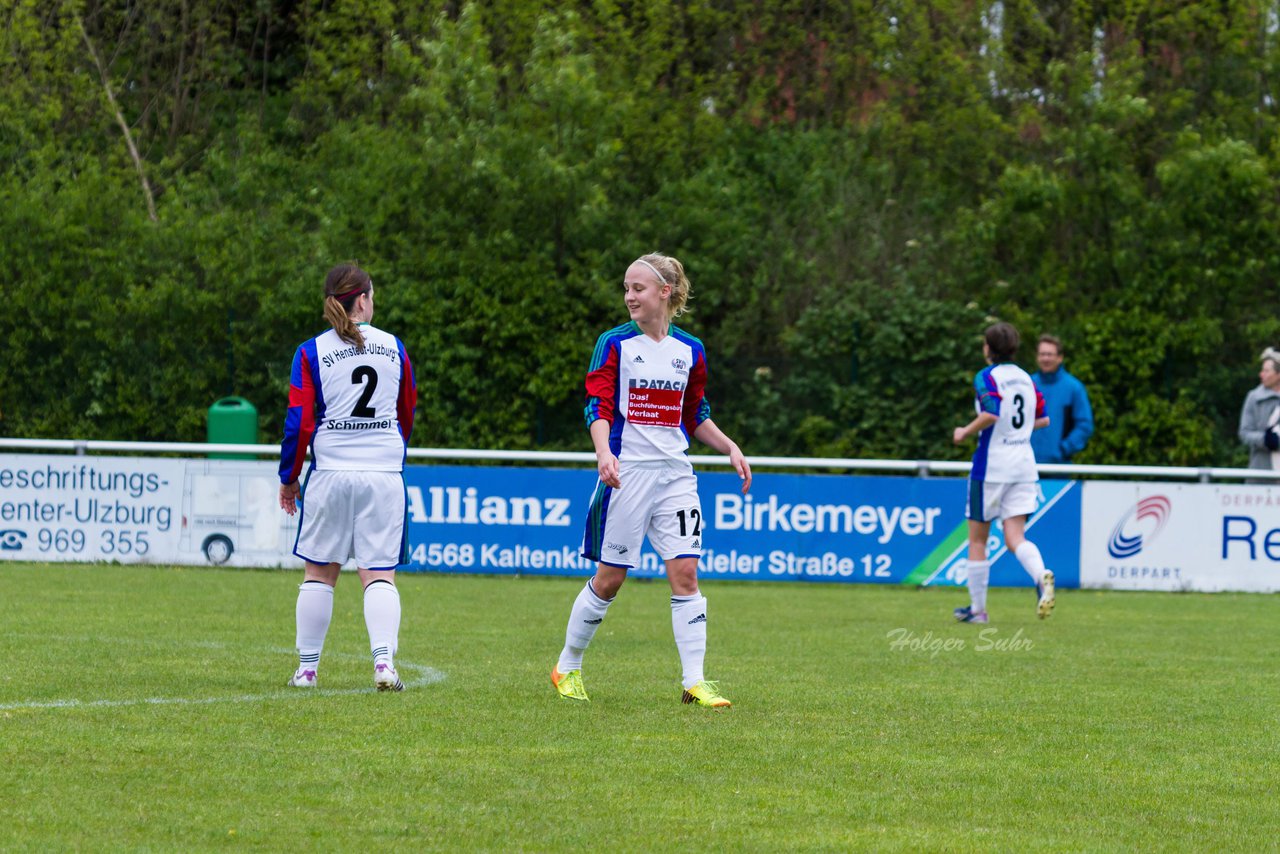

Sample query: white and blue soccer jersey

[969,363,1045,484]
[279,324,417,483]
[582,322,712,462]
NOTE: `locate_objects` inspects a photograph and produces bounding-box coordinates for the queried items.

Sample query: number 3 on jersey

[1011,392,1025,429]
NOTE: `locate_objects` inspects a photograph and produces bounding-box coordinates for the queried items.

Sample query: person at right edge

[1239,346,1280,483]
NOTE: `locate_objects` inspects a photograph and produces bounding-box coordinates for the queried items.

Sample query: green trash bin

[207,396,258,459]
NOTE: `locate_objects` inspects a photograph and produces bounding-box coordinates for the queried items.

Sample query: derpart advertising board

[1080,481,1280,592]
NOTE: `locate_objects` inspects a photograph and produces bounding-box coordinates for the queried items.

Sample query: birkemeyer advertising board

[0,453,1081,588]
[399,466,1082,588]
[1080,481,1280,592]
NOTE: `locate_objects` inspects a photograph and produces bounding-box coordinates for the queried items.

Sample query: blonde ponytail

[636,253,692,319]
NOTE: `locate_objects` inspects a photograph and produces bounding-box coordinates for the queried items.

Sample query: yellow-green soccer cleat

[551,666,589,702]
[1037,570,1056,619]
[681,680,731,709]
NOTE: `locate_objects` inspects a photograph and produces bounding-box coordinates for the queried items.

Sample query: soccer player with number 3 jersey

[551,253,752,708]
[951,322,1056,624]
[278,264,417,692]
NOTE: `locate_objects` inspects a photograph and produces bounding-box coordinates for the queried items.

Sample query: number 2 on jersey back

[351,366,379,417]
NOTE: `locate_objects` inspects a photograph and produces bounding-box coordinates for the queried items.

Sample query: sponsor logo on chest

[628,377,686,392]
[622,342,690,426]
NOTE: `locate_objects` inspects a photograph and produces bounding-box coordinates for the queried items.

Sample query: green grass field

[2,563,1278,851]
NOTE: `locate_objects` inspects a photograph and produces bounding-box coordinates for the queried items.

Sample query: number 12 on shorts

[676,508,702,537]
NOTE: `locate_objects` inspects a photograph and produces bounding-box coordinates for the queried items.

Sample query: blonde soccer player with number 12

[550,253,752,708]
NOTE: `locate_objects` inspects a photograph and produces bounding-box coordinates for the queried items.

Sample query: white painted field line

[0,660,445,712]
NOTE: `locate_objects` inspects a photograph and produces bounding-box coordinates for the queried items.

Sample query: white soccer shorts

[965,480,1042,523]
[580,460,703,568]
[294,469,407,570]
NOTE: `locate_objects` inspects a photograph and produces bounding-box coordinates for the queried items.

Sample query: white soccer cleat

[1037,570,1056,619]
[374,662,404,692]
[287,668,317,688]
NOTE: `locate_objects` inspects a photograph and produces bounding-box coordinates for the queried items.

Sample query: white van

[179,460,298,567]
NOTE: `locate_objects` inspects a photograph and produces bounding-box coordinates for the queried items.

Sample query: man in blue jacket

[1030,334,1094,464]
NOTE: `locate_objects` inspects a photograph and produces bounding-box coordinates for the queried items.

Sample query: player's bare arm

[589,418,621,488]
[953,412,998,445]
[694,418,752,493]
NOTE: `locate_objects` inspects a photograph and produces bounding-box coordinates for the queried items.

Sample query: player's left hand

[952,426,967,445]
[279,481,300,515]
[730,446,752,493]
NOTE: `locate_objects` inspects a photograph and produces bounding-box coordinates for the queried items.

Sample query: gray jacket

[1238,384,1280,470]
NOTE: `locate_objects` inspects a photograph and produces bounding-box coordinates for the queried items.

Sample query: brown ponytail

[322,264,371,348]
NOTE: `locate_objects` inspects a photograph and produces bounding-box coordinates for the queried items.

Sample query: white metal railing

[1,437,1277,482]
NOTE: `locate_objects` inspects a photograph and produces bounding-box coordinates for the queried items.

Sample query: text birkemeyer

[714,494,941,543]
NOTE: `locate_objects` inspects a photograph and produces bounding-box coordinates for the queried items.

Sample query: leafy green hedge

[2,1,1277,466]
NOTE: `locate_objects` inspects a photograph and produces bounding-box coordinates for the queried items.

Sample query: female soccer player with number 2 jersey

[278,264,417,692]
[951,322,1055,625]
[551,253,752,708]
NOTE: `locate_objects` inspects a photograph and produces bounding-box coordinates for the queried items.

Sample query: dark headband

[331,281,370,301]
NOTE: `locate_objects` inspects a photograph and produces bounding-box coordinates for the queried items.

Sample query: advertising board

[399,467,1082,588]
[0,453,1083,589]
[1080,481,1280,592]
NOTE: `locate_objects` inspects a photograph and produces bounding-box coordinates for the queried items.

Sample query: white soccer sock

[557,579,613,673]
[671,593,708,689]
[966,561,990,615]
[363,579,401,665]
[1014,541,1046,585]
[296,580,334,672]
